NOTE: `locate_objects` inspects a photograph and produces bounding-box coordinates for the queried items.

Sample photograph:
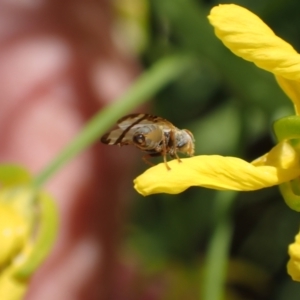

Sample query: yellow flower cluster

[0,188,35,299]
[133,4,300,282]
[0,181,57,299]
[134,4,300,197]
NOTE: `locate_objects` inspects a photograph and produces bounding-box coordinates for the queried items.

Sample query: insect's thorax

[132,124,194,157]
[133,125,168,151]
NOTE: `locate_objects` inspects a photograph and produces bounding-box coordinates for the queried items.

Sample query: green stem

[202,191,236,300]
[32,55,194,188]
[273,116,300,211]
[273,116,300,141]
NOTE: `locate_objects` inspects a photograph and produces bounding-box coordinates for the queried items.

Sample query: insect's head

[175,129,195,156]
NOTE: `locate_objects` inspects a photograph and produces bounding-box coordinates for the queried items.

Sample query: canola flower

[133,4,300,281]
[134,4,300,205]
[0,166,58,299]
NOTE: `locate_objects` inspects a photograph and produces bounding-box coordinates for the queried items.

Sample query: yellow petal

[208,4,300,81]
[276,75,300,115]
[287,231,300,281]
[0,205,30,265]
[0,267,28,300]
[134,156,300,196]
[252,141,299,169]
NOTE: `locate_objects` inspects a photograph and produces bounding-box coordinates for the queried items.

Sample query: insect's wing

[117,113,176,137]
[101,114,150,146]
[143,115,177,132]
[101,128,130,145]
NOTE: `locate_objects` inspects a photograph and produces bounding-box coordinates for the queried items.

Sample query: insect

[101,113,195,170]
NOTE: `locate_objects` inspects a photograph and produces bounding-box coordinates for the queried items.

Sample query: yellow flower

[0,166,58,300]
[208,4,300,113]
[134,4,300,208]
[134,141,300,195]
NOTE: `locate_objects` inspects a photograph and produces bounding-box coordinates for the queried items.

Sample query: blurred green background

[117,0,300,299]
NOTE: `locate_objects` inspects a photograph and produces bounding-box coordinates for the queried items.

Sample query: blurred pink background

[0,0,151,299]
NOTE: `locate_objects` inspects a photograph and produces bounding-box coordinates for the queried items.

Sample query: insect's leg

[162,132,171,170]
[163,154,171,170]
[142,155,155,166]
[168,131,181,164]
[174,152,182,163]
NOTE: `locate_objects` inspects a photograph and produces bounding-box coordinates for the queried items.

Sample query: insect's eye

[133,134,146,145]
